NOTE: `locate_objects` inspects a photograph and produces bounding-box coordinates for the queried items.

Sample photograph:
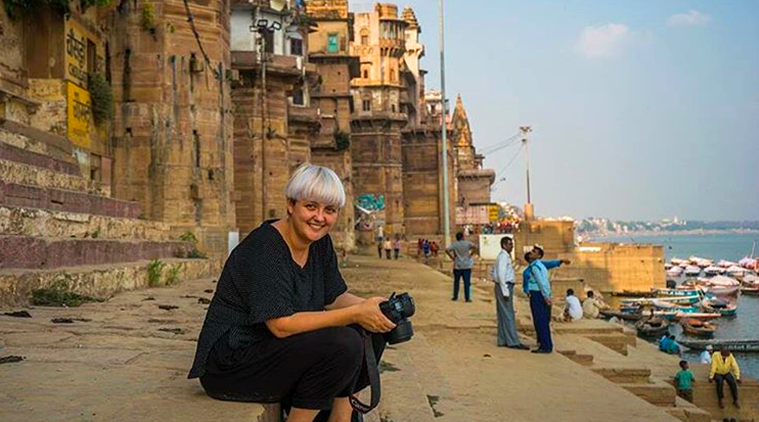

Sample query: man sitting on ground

[562,289,583,322]
[709,348,741,409]
[582,290,608,319]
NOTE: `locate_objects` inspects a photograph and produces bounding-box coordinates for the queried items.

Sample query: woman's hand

[354,297,396,333]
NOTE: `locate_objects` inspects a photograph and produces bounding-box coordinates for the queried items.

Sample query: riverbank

[1,254,756,421]
[585,229,759,240]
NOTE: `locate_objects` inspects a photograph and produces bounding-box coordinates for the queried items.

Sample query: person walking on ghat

[393,235,401,260]
[189,164,396,422]
[709,348,742,409]
[522,246,569,353]
[492,237,528,350]
[376,236,383,259]
[383,237,392,260]
[446,232,478,303]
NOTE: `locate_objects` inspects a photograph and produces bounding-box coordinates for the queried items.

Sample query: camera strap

[349,333,381,414]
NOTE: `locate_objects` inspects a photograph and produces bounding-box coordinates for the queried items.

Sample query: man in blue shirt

[523,245,570,353]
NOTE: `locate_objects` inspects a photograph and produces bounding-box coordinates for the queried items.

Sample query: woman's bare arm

[266,297,395,338]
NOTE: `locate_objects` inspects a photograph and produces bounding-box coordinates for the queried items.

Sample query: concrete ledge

[0,206,171,241]
[0,140,80,175]
[0,117,74,162]
[0,257,223,307]
[0,159,98,193]
[0,181,140,218]
[666,397,712,422]
[0,236,193,269]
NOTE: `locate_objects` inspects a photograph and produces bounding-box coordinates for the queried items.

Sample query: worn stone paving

[0,253,730,422]
[0,277,273,422]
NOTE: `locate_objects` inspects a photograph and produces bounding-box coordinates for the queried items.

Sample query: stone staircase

[0,118,220,307]
[552,319,759,422]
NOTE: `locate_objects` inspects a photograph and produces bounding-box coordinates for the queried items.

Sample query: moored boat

[681,318,716,337]
[678,338,759,353]
[684,265,701,277]
[635,318,670,337]
[704,265,721,276]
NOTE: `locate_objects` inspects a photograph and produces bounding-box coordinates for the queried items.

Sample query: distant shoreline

[585,229,759,241]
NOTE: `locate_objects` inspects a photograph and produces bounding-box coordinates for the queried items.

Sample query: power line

[494,143,524,179]
[478,132,520,155]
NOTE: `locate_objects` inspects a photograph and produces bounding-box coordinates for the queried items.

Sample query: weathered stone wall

[555,243,667,293]
[0,7,26,95]
[107,0,236,255]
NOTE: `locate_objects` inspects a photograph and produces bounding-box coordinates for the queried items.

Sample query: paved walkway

[1,253,696,422]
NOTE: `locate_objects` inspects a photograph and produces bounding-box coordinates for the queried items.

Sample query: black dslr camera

[379,292,416,344]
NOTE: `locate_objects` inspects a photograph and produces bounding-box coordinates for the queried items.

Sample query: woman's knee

[314,327,363,368]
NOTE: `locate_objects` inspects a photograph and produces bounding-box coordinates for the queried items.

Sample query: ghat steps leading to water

[0,117,216,306]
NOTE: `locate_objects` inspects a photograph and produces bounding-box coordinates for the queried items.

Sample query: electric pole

[520,126,534,220]
[439,0,451,247]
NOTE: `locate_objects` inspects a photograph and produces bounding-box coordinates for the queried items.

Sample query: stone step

[557,349,596,366]
[0,235,192,270]
[586,332,637,356]
[621,380,677,407]
[0,158,99,194]
[0,257,223,308]
[666,397,713,422]
[592,366,653,384]
[0,206,170,241]
[0,117,75,163]
[0,181,141,219]
[0,138,80,176]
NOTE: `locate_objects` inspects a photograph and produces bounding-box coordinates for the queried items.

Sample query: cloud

[667,10,711,27]
[575,23,631,58]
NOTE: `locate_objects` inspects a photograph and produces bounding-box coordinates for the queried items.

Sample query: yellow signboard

[67,82,91,148]
[64,18,105,88]
[488,205,499,222]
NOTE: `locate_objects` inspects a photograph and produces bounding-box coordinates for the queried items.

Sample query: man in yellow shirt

[709,348,742,409]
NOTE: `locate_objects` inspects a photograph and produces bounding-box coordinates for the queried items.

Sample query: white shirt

[493,250,515,297]
[700,350,713,364]
[565,295,583,321]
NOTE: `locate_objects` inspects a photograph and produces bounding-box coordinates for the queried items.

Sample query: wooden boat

[655,288,700,297]
[681,318,716,337]
[635,318,670,337]
[684,265,702,276]
[612,290,656,298]
[674,311,721,320]
[622,296,699,306]
[677,338,759,353]
[704,285,741,297]
[650,299,699,310]
[741,286,759,296]
[600,310,643,321]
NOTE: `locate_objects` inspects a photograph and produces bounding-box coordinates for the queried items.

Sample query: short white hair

[285,163,346,208]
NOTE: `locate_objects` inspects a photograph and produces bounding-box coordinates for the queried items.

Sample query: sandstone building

[305,0,358,249]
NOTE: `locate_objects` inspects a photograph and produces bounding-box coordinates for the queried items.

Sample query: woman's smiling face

[288,199,339,242]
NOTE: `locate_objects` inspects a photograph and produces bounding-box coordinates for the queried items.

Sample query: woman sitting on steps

[188,164,395,422]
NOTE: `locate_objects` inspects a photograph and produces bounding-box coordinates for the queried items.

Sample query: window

[290,38,303,56]
[362,69,369,79]
[390,69,396,82]
[292,87,304,105]
[362,100,371,112]
[327,33,339,53]
[361,35,368,45]
[391,104,396,112]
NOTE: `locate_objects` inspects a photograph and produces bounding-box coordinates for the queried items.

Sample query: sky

[354,0,759,221]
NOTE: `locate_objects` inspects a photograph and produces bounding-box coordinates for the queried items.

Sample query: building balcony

[231,51,315,76]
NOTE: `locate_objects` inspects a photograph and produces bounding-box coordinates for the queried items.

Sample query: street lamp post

[439,0,451,248]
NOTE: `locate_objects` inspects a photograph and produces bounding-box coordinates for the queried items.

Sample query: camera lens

[385,320,414,344]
